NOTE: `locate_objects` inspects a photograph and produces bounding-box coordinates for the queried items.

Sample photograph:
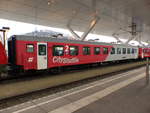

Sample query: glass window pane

[94,47,100,55]
[132,48,134,54]
[127,48,131,54]
[117,48,121,54]
[39,45,46,55]
[123,48,126,54]
[70,46,78,56]
[134,49,137,53]
[27,44,34,53]
[83,47,90,55]
[53,45,64,56]
[103,47,108,54]
[111,48,115,54]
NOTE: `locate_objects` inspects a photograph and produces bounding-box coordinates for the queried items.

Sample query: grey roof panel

[10,35,137,48]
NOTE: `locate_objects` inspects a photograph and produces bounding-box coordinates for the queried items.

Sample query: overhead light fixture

[47,0,55,5]
[48,1,51,5]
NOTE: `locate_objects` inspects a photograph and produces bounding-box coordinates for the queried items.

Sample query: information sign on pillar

[132,17,143,33]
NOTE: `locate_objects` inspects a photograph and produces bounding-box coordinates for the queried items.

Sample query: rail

[0,61,148,100]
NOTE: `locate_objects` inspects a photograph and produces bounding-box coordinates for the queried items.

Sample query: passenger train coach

[0,41,7,74]
[8,35,140,71]
[143,48,150,58]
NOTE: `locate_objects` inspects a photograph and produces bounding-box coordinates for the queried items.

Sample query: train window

[94,47,100,55]
[103,47,108,54]
[53,45,64,56]
[111,48,115,54]
[122,48,126,54]
[117,48,121,54]
[83,47,90,55]
[132,48,135,54]
[38,45,46,55]
[134,49,137,53]
[27,44,34,53]
[127,48,131,54]
[143,49,150,53]
[69,46,78,56]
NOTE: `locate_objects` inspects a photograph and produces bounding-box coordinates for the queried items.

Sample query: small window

[122,48,126,54]
[53,45,64,56]
[103,47,108,54]
[94,47,100,55]
[69,46,78,56]
[117,48,121,54]
[83,47,90,55]
[111,48,115,54]
[38,45,46,55]
[127,48,131,54]
[132,48,135,54]
[27,44,34,53]
[143,49,149,53]
[134,49,137,53]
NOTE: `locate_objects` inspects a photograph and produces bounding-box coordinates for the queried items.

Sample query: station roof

[0,0,150,42]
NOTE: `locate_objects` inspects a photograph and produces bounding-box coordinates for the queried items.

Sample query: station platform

[0,66,150,113]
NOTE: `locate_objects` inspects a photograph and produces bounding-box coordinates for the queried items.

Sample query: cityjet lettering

[53,57,79,64]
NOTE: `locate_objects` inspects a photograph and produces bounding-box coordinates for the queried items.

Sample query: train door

[37,43,47,70]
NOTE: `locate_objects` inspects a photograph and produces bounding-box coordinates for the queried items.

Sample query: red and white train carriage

[8,35,139,71]
[139,47,150,58]
[0,41,7,74]
[143,48,150,58]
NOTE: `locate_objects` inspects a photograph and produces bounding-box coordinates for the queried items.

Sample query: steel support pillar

[67,24,81,39]
[67,0,99,41]
[81,16,99,41]
[125,35,138,44]
[146,57,149,85]
[112,33,123,44]
[67,16,99,41]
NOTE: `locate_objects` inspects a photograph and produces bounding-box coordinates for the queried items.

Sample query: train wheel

[0,65,8,79]
[0,73,8,79]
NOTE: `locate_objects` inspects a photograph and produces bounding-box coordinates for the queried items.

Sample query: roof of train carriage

[9,35,138,48]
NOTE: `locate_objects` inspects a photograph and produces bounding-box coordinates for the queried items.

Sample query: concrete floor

[74,75,150,113]
[0,67,149,113]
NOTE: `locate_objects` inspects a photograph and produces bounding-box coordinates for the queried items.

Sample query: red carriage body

[143,48,150,58]
[8,35,139,70]
[0,41,7,65]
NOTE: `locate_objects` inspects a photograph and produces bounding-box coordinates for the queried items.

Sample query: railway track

[0,60,148,108]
